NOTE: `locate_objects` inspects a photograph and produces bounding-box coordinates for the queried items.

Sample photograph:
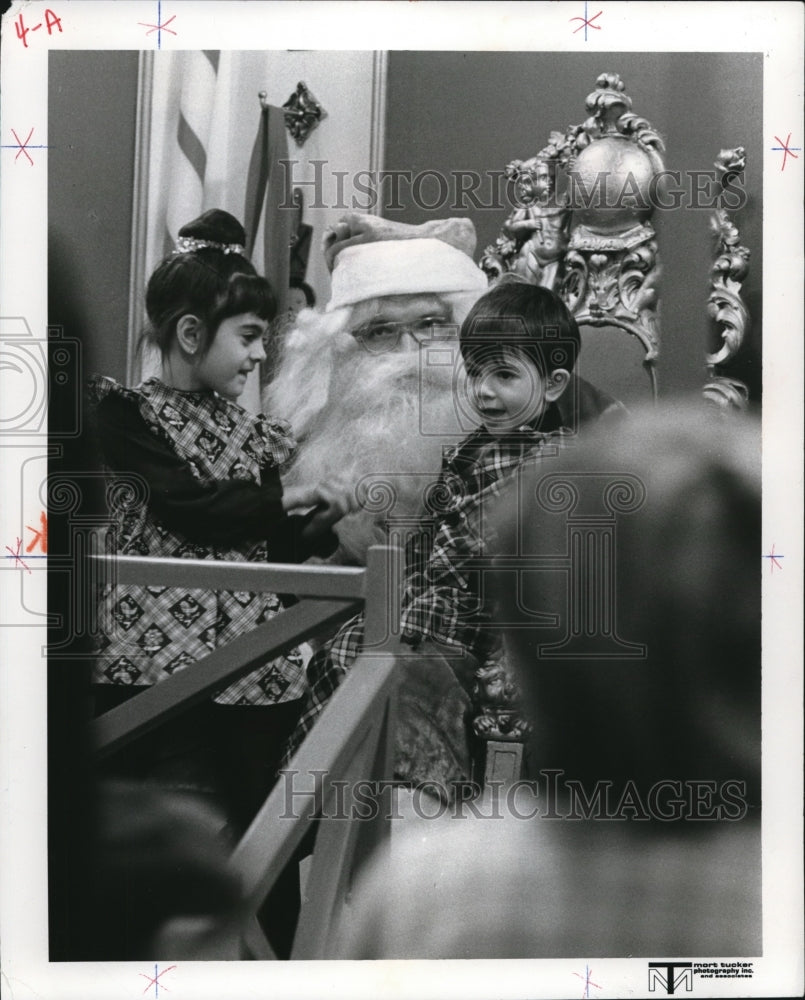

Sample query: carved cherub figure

[501,156,570,289]
[472,653,531,740]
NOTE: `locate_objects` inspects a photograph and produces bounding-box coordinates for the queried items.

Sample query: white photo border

[1,2,802,998]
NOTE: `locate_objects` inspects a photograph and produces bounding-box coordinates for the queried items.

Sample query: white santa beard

[282,341,469,564]
[265,307,346,439]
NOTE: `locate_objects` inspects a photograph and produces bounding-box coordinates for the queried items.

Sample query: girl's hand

[281,484,324,515]
[283,481,357,534]
[282,482,354,516]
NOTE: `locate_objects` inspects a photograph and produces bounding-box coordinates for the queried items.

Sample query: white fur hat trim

[327,238,487,312]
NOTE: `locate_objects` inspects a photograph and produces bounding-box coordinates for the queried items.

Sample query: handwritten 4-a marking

[14,9,63,48]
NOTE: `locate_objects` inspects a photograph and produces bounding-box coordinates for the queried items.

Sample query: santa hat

[323,213,487,312]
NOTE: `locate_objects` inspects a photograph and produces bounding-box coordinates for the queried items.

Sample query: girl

[89,209,351,874]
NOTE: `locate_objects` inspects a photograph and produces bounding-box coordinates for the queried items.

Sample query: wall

[384,51,763,403]
[48,51,139,382]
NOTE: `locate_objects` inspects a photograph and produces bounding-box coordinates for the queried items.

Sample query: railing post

[363,544,404,652]
[359,543,402,862]
[291,544,404,957]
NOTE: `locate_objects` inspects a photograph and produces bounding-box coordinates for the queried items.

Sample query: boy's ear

[545,368,571,402]
[176,314,203,355]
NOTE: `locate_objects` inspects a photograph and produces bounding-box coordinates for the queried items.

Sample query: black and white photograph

[1,2,802,998]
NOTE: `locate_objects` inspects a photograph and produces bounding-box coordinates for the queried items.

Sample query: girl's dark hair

[289,278,316,307]
[459,277,580,378]
[143,209,277,355]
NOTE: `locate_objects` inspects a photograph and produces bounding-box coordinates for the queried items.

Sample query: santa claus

[265,213,489,563]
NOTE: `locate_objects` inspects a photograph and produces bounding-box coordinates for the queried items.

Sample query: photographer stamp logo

[648,960,755,992]
[648,962,693,994]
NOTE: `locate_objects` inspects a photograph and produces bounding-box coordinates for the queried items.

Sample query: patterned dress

[90,376,316,706]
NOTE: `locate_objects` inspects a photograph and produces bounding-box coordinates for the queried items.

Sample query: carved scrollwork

[585,252,619,314]
[617,113,666,166]
[714,146,747,186]
[704,147,750,410]
[561,230,661,362]
[707,281,749,367]
[479,235,516,281]
[582,72,632,132]
[707,208,751,367]
[579,74,666,165]
[703,375,750,411]
[619,241,658,313]
[560,249,587,314]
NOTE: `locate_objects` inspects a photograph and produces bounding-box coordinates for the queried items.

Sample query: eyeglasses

[351,316,457,354]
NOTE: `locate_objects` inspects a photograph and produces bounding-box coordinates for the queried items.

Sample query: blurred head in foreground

[495,401,761,801]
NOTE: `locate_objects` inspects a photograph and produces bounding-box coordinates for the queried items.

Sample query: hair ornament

[172,236,247,257]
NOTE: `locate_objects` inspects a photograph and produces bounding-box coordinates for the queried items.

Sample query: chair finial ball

[568,136,656,234]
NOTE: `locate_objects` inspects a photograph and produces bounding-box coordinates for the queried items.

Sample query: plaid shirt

[282,420,573,764]
[90,376,311,706]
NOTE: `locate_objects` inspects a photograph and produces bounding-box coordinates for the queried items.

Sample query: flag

[244,101,292,318]
[164,50,222,255]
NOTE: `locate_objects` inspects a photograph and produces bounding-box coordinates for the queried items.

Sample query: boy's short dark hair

[459,277,580,378]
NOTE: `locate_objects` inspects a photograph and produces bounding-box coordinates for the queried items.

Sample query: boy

[282,279,588,793]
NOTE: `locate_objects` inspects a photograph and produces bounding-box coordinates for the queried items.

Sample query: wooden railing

[90,544,403,958]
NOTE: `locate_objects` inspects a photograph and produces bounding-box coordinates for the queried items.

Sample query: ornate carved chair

[472,72,753,790]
